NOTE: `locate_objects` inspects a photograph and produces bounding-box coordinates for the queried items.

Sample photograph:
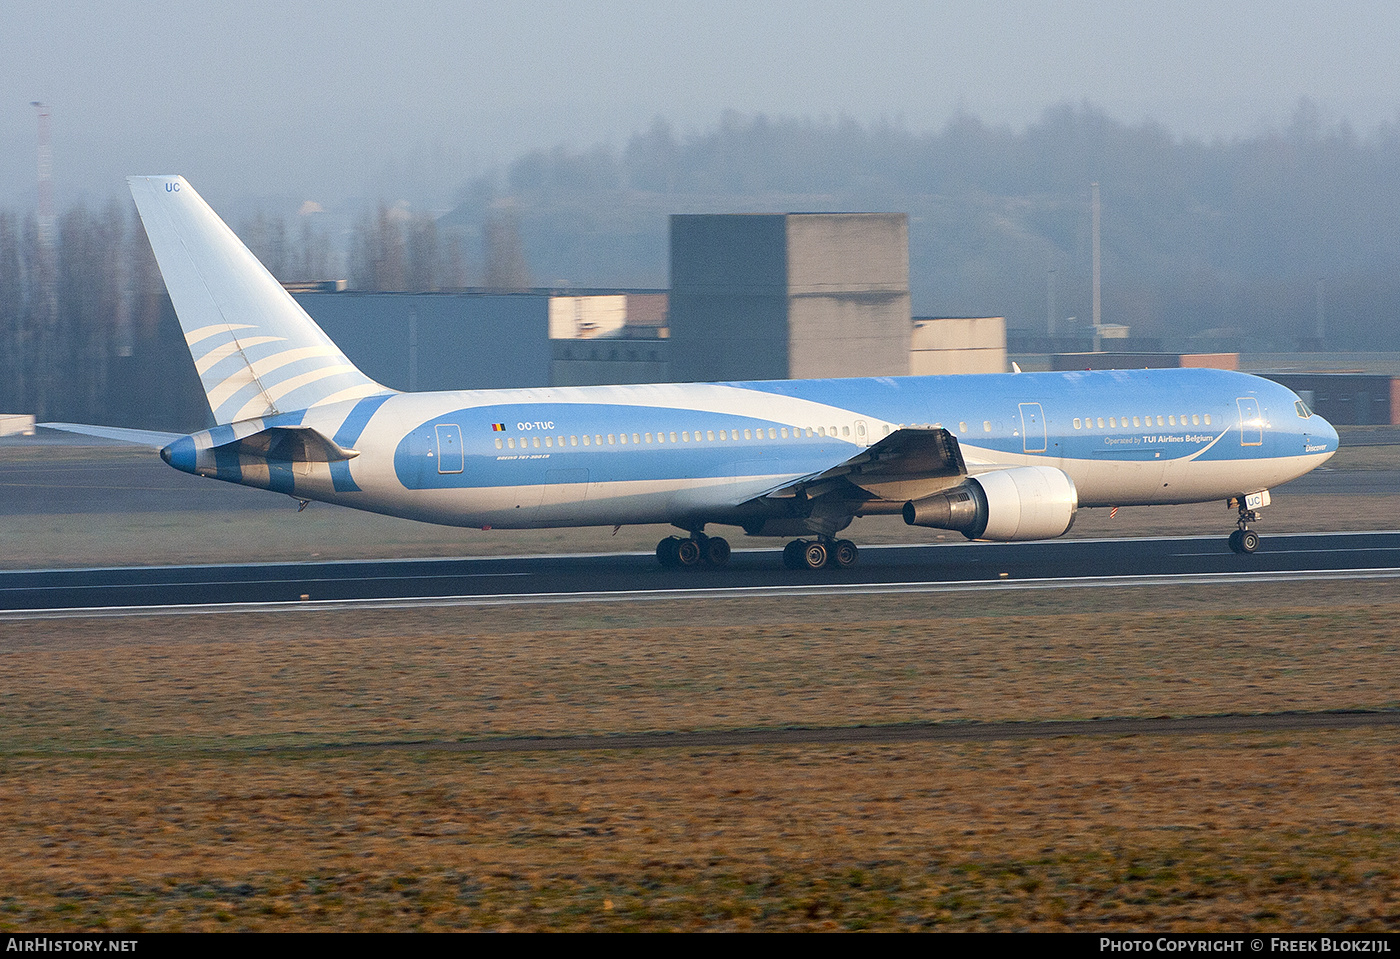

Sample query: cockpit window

[1295,400,1313,418]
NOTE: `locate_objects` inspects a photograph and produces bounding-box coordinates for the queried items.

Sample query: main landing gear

[656,532,731,568]
[781,538,859,571]
[1228,498,1263,554]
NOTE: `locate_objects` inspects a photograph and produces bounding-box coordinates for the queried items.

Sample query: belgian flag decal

[491,423,506,432]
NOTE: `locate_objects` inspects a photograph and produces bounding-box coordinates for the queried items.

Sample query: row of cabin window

[494,424,857,450]
[1072,413,1212,430]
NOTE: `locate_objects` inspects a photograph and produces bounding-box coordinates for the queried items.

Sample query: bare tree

[482,206,530,291]
[439,224,469,289]
[0,213,25,411]
[405,212,439,292]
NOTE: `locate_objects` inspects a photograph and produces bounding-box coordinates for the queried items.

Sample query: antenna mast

[31,101,57,418]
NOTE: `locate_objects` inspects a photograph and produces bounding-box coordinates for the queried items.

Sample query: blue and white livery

[48,177,1340,568]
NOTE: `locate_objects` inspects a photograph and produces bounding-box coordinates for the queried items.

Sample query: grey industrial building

[289,291,554,392]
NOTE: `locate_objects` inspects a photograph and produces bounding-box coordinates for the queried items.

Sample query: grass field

[2,585,1398,930]
[1,434,1397,930]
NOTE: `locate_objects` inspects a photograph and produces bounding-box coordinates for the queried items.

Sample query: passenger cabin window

[495,438,503,449]
[1074,418,1082,429]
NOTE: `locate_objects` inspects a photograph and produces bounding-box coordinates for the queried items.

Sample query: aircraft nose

[1312,414,1339,454]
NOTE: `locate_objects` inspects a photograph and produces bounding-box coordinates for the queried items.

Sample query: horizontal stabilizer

[208,425,360,463]
[40,422,185,449]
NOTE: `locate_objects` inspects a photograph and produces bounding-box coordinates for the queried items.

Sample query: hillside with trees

[445,101,1400,351]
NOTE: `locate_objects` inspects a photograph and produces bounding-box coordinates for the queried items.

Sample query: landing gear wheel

[1228,528,1260,554]
[704,536,731,567]
[831,539,859,569]
[656,537,681,567]
[802,540,829,570]
[782,540,806,570]
[676,538,703,567]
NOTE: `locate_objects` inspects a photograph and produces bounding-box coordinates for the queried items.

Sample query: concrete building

[668,214,910,382]
[548,293,670,386]
[910,317,1006,375]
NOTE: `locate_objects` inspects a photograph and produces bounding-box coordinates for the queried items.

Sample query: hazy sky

[4,0,1399,215]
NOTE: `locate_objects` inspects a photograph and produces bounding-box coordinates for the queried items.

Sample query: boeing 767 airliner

[45,176,1339,569]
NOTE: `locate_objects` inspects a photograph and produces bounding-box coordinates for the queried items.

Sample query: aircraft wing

[40,423,186,449]
[757,427,970,505]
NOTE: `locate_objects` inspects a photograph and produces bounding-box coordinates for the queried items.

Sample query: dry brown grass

[1,585,1398,930]
[0,736,1396,931]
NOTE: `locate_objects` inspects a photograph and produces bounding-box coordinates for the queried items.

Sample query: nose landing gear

[1228,526,1260,554]
[1227,493,1268,554]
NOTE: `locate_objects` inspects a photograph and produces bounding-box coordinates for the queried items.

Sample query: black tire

[1239,529,1260,553]
[704,536,731,567]
[832,539,859,569]
[656,537,681,567]
[1228,529,1243,554]
[677,538,703,566]
[803,541,829,570]
[782,540,805,570]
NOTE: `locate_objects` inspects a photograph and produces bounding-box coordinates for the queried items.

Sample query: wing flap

[756,427,968,503]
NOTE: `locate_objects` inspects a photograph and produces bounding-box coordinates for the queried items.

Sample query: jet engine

[903,465,1078,541]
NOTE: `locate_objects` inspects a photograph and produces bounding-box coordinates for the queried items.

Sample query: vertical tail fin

[128,176,390,424]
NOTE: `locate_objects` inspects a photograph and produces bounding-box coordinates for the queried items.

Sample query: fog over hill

[440,102,1400,351]
[6,102,1400,426]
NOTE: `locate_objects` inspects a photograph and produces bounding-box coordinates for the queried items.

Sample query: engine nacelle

[903,465,1078,541]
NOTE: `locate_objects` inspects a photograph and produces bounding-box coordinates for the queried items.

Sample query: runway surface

[3,530,1399,614]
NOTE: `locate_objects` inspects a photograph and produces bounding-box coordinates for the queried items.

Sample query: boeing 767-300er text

[44,176,1339,569]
